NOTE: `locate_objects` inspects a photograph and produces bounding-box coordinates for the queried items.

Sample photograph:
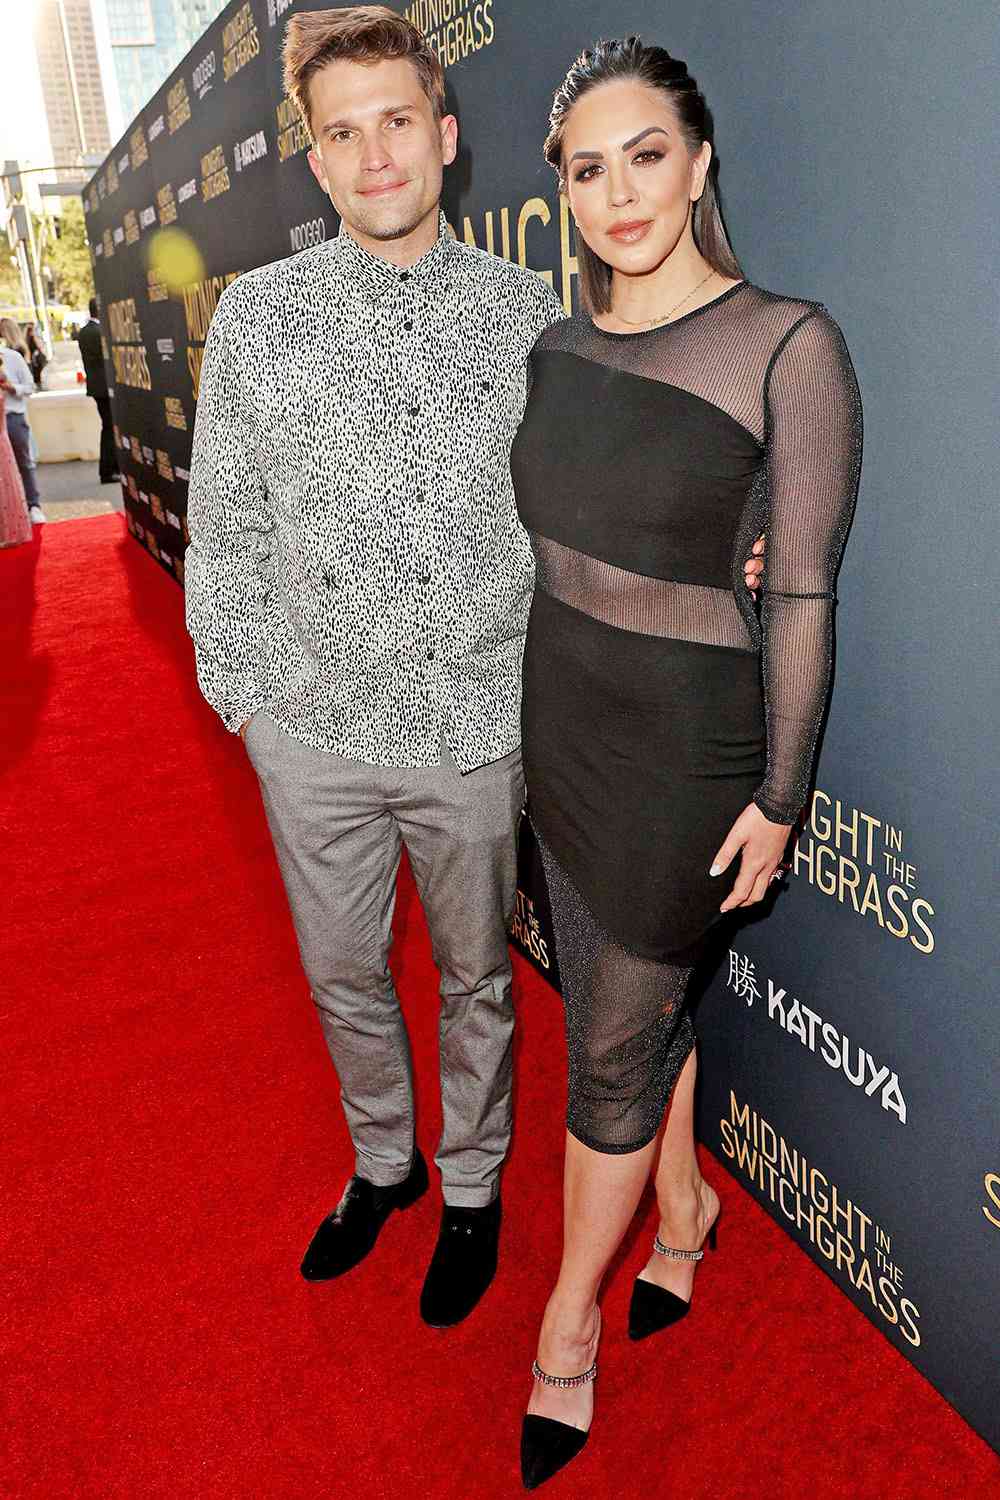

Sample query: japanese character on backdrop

[727,949,760,1007]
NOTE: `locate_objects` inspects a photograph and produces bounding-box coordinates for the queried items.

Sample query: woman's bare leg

[527,1130,659,1430]
[640,1045,719,1299]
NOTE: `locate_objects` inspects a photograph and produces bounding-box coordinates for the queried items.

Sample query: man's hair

[283,6,445,134]
[89,297,99,318]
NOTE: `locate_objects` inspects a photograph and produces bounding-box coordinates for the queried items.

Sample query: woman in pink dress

[0,386,32,549]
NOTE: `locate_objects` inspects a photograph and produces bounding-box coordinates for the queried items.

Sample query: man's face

[307,57,457,251]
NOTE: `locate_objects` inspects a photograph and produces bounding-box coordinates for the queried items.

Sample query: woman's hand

[744,534,765,594]
[710,802,792,912]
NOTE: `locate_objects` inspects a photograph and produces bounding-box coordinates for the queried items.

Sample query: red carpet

[2,515,997,1499]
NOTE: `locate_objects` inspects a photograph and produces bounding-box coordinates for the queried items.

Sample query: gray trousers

[245,711,523,1207]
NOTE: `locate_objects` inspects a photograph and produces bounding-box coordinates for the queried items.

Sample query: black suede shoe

[419,1196,501,1327]
[300,1150,428,1282]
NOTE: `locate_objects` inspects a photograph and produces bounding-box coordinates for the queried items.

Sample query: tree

[42,198,95,310]
[0,247,25,308]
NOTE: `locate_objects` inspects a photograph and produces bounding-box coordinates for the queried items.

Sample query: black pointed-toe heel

[628,1214,719,1342]
[520,1317,599,1490]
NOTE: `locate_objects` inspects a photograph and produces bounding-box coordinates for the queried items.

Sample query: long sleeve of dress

[184,286,275,733]
[753,309,863,824]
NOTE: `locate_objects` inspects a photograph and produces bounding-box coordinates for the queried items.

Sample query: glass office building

[101,0,227,123]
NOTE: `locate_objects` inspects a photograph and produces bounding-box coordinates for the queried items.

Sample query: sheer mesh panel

[539,282,800,444]
[532,284,863,824]
[532,533,754,651]
[537,828,694,1155]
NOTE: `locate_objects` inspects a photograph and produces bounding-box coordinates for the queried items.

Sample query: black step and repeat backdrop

[84,0,998,1453]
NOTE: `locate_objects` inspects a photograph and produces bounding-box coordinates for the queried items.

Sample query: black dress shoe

[419,1196,501,1327]
[300,1149,428,1282]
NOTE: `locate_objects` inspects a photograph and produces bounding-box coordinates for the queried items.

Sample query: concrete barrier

[27,389,101,463]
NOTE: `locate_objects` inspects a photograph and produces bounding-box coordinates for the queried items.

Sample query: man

[76,299,119,485]
[0,335,45,524]
[186,6,762,1329]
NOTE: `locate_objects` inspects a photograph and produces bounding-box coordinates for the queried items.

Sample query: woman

[0,380,32,548]
[25,324,48,388]
[1,318,45,523]
[510,37,862,1489]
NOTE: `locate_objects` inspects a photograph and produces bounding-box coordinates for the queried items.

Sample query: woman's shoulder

[530,309,598,357]
[737,283,854,374]
[738,281,838,335]
[734,286,859,422]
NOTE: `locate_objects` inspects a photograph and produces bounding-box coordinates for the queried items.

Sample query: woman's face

[561,79,710,276]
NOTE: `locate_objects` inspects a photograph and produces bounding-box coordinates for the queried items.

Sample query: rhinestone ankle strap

[531,1359,597,1389]
[653,1233,704,1262]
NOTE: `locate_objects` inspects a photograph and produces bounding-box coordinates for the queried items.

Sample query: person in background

[0,317,45,524]
[76,298,119,485]
[24,323,48,388]
[0,376,32,549]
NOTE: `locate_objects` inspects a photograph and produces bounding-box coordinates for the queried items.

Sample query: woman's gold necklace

[614,269,718,329]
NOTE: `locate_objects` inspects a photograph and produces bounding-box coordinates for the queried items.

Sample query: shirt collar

[334,209,454,299]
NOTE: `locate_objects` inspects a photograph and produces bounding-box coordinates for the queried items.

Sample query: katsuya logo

[725,949,907,1124]
[234,129,268,173]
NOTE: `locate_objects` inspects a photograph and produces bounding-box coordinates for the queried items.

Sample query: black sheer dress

[510,281,862,1154]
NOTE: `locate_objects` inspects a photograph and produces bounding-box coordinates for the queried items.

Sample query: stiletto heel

[520,1310,600,1490]
[628,1206,720,1342]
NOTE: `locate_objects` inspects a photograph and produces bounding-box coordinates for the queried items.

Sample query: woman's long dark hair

[544,36,742,314]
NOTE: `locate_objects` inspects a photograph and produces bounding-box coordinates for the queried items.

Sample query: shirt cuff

[752,789,799,827]
[221,695,268,735]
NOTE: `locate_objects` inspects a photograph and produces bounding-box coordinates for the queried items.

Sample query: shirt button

[418,574,430,585]
[426,648,435,660]
[399,271,410,281]
[408,406,420,418]
[415,490,425,503]
[403,319,413,331]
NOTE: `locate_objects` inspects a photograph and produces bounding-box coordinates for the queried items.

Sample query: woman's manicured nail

[709,864,721,877]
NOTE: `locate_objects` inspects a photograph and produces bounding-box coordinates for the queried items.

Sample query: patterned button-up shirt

[185,212,564,771]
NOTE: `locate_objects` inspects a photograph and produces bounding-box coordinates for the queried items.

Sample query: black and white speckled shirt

[184,212,564,770]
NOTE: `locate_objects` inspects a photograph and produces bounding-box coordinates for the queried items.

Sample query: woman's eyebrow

[621,125,669,151]
[568,126,670,163]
